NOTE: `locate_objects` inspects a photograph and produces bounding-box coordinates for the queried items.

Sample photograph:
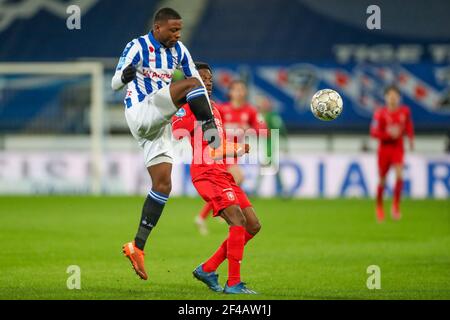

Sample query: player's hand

[121,64,137,84]
[202,119,221,149]
[233,143,249,157]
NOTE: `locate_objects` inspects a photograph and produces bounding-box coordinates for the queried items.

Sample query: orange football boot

[376,205,385,223]
[122,241,148,280]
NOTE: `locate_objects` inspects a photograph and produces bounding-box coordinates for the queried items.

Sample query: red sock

[202,230,254,273]
[377,184,384,207]
[199,203,212,220]
[227,226,245,286]
[202,239,227,273]
[244,230,254,243]
[393,179,403,208]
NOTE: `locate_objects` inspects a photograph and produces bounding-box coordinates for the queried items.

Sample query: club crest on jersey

[175,108,186,117]
[226,191,235,201]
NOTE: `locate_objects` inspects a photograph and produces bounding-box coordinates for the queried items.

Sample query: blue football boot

[192,265,223,292]
[223,282,258,294]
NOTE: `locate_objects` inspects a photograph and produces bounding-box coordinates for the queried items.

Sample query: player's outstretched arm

[111,40,140,91]
[209,143,250,160]
[112,64,137,91]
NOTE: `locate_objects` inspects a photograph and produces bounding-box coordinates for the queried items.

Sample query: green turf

[0,196,448,300]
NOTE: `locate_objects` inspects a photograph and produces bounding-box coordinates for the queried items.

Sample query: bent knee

[184,77,202,91]
[152,180,172,195]
[247,220,261,235]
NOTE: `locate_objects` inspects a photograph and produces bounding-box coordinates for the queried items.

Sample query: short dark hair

[154,7,182,23]
[195,61,212,72]
[384,84,400,95]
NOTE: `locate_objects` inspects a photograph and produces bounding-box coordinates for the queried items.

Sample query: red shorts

[193,170,252,216]
[378,146,404,177]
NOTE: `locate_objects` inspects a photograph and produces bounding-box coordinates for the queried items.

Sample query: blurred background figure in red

[370,85,414,222]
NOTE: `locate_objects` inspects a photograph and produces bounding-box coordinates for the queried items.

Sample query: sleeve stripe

[138,37,149,68]
[132,52,140,65]
[181,53,192,77]
[155,47,162,68]
[175,43,182,65]
[137,37,153,94]
[165,48,173,69]
[121,41,135,58]
[133,78,146,102]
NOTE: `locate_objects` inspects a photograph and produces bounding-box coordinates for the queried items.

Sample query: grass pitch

[0,196,448,300]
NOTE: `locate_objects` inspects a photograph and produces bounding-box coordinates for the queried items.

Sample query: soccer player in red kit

[370,85,415,222]
[195,80,267,233]
[172,62,261,294]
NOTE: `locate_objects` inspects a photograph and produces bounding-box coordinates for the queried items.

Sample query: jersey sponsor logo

[142,69,172,80]
[175,108,186,117]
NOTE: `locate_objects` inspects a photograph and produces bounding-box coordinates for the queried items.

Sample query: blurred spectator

[255,95,288,157]
[218,80,267,186]
[254,95,289,197]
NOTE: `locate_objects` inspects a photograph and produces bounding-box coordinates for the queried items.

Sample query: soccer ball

[310,89,343,121]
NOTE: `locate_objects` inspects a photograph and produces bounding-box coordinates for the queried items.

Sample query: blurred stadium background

[0,0,449,300]
[0,0,449,198]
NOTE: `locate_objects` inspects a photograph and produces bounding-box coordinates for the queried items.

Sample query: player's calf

[241,207,261,236]
[133,163,172,250]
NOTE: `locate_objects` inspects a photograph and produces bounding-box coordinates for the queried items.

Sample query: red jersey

[218,102,267,142]
[370,105,414,150]
[172,102,227,181]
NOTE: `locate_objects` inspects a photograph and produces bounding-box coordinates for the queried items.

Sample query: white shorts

[125,85,178,167]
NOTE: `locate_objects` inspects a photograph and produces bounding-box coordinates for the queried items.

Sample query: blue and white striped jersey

[111,31,201,108]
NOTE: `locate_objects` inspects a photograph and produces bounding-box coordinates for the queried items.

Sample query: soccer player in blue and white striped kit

[112,8,219,280]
